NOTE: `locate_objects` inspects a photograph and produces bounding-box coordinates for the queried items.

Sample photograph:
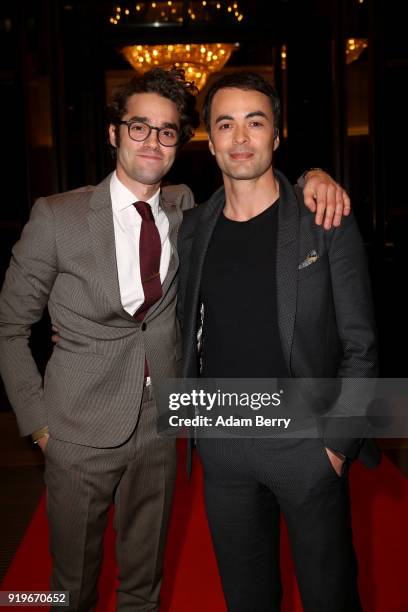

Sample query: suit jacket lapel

[275,170,300,373]
[160,191,182,294]
[182,175,298,375]
[87,174,135,322]
[184,186,225,346]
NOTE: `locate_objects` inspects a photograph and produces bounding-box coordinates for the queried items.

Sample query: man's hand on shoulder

[302,169,351,230]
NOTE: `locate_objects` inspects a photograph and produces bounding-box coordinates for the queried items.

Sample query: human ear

[108,124,118,148]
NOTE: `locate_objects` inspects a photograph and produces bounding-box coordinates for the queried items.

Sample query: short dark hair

[107,67,199,147]
[203,71,281,136]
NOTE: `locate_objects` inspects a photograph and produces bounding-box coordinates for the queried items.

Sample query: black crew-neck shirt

[200,200,290,378]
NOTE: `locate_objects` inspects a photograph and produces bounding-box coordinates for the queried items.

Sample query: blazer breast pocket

[298,254,328,280]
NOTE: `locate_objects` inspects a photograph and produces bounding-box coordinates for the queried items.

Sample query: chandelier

[122,42,235,90]
[109,2,243,89]
[109,1,244,26]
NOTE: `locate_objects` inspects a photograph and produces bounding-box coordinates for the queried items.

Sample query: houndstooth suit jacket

[0,174,194,447]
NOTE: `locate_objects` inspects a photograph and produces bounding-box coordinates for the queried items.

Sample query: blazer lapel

[87,175,135,322]
[275,170,300,373]
[182,175,298,375]
[159,191,182,295]
[183,186,225,345]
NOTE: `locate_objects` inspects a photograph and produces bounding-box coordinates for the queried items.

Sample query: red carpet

[2,444,407,611]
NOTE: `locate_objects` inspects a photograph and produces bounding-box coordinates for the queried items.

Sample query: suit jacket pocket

[50,349,104,374]
[298,255,328,280]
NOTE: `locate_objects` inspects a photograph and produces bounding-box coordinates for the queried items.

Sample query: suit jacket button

[141,322,147,331]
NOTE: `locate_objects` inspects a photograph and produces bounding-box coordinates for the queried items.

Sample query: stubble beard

[221,157,273,182]
[118,149,172,186]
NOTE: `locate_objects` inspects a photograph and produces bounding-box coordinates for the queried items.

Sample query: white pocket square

[298,250,319,270]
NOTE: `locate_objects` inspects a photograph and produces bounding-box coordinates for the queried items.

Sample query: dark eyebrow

[214,110,270,125]
[127,116,179,131]
[161,122,179,131]
[127,115,149,123]
[245,111,269,120]
[214,114,234,125]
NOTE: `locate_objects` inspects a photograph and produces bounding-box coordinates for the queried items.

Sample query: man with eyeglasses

[0,66,350,611]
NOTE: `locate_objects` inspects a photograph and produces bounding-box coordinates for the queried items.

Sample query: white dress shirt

[110,172,171,315]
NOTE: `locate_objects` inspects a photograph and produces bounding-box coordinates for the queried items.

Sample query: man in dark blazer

[177,71,379,612]
[0,64,351,610]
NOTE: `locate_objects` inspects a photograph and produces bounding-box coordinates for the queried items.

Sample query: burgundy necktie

[133,201,162,378]
[133,200,163,321]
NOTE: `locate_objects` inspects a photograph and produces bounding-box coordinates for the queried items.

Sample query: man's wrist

[31,426,49,444]
[297,168,325,188]
[302,167,325,180]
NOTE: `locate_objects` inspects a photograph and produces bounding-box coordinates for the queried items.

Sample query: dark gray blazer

[0,174,194,447]
[177,170,380,467]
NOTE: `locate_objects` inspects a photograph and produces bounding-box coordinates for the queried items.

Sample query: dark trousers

[44,386,177,612]
[197,437,361,612]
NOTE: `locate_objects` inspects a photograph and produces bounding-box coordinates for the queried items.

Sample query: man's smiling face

[109,92,180,191]
[208,87,279,182]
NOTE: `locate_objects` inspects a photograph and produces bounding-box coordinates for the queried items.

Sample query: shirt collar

[110,171,161,215]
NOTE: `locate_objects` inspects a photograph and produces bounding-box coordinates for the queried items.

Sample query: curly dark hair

[203,71,281,137]
[107,67,199,148]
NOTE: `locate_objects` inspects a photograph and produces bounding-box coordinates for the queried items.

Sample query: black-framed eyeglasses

[117,120,179,147]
